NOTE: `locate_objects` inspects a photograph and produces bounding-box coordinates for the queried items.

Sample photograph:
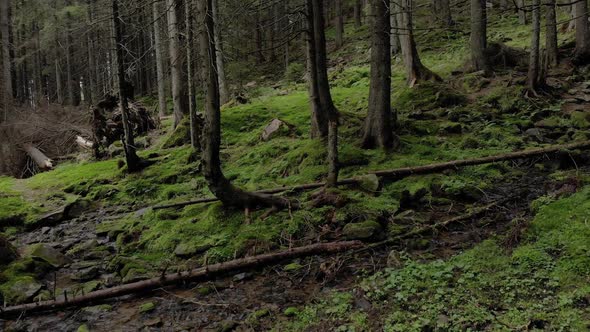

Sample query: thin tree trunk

[185,0,199,150]
[198,0,292,209]
[0,0,13,110]
[439,0,453,26]
[397,0,441,85]
[307,0,327,139]
[65,2,76,106]
[544,0,558,67]
[363,0,397,150]
[573,0,590,63]
[527,0,541,93]
[213,0,230,105]
[113,0,141,172]
[518,0,527,24]
[312,0,340,187]
[354,0,362,27]
[167,0,189,128]
[153,0,168,118]
[335,0,344,48]
[390,0,400,56]
[470,0,489,72]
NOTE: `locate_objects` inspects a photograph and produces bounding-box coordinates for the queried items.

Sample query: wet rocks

[29,243,72,268]
[0,276,42,304]
[174,243,212,258]
[342,221,384,241]
[261,119,296,141]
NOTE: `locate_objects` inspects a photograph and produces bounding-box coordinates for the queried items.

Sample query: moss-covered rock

[0,276,43,304]
[0,235,17,265]
[342,221,384,241]
[28,244,72,268]
[162,118,191,148]
[139,301,156,314]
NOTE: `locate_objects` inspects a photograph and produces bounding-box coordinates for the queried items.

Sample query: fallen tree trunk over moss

[0,240,361,317]
[154,140,590,210]
[22,144,53,170]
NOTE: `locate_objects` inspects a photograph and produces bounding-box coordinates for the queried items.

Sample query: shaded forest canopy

[1,0,590,330]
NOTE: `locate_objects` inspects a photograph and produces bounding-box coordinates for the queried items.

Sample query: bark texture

[363,0,397,150]
[470,0,489,72]
[167,0,189,128]
[527,0,542,93]
[573,0,590,63]
[153,0,168,118]
[199,0,292,209]
[397,0,441,85]
[544,0,558,67]
[306,0,328,139]
[0,0,13,111]
[213,0,230,105]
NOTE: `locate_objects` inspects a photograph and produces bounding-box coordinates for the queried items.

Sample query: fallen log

[153,140,590,210]
[75,135,94,150]
[0,240,362,317]
[22,144,53,170]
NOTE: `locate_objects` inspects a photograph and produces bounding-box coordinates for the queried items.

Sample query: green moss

[139,301,156,313]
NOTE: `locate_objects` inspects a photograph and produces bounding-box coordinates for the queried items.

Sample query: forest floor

[2,13,590,332]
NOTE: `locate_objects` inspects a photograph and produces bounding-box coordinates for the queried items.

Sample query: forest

[1,0,590,330]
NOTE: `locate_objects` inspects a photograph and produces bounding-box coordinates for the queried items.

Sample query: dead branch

[0,240,362,317]
[153,140,590,210]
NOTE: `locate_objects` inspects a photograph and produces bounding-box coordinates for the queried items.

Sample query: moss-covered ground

[1,5,590,331]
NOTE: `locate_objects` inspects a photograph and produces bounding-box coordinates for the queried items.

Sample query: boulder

[342,221,384,241]
[29,243,72,268]
[174,243,212,258]
[0,276,43,304]
[261,119,295,141]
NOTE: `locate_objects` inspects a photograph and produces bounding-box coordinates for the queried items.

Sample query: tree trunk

[397,0,441,85]
[354,0,362,27]
[390,0,400,56]
[544,0,558,67]
[573,0,590,63]
[439,0,453,26]
[153,0,168,118]
[86,0,98,105]
[185,0,199,150]
[527,0,541,93]
[167,0,189,128]
[312,0,340,187]
[363,0,397,150]
[306,0,328,139]
[470,0,489,72]
[23,144,53,170]
[113,0,141,172]
[213,0,230,105]
[65,2,76,106]
[518,0,527,25]
[335,0,344,48]
[198,0,292,209]
[0,0,13,110]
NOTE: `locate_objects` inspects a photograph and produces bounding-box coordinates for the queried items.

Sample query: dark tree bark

[0,0,13,111]
[198,0,292,209]
[213,0,230,105]
[311,0,340,186]
[397,0,441,85]
[65,3,76,106]
[185,0,199,150]
[390,1,400,56]
[573,0,590,63]
[306,0,328,139]
[153,0,168,118]
[544,0,558,67]
[335,0,344,48]
[432,0,453,26]
[354,0,362,27]
[113,0,141,172]
[527,0,542,93]
[470,0,489,72]
[363,0,397,150]
[518,0,527,24]
[167,0,189,128]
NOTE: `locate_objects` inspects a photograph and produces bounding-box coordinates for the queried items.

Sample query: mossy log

[154,140,590,210]
[0,240,361,317]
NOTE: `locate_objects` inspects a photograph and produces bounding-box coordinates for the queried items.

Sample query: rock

[139,301,156,314]
[174,243,212,258]
[283,307,299,317]
[33,209,66,229]
[524,128,544,141]
[122,268,149,283]
[354,296,372,311]
[71,266,100,282]
[342,221,384,241]
[0,276,43,304]
[65,198,92,218]
[144,317,163,327]
[67,239,99,257]
[81,280,102,293]
[233,272,253,282]
[355,174,380,192]
[261,119,295,141]
[29,243,72,268]
[77,324,90,332]
[40,227,51,234]
[0,235,17,265]
[245,81,257,88]
[82,304,112,315]
[218,320,239,332]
